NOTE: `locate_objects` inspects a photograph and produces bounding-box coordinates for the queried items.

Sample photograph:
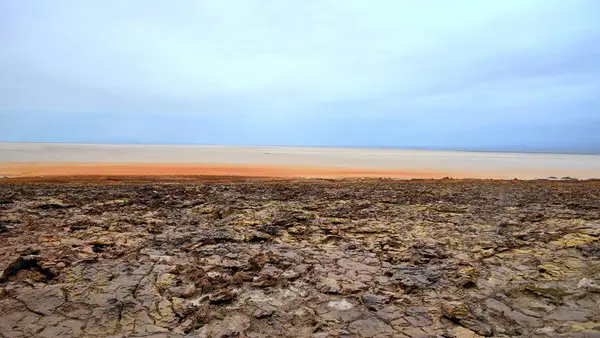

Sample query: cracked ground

[1,178,599,337]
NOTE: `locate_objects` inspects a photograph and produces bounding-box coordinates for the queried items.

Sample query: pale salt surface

[1,142,599,179]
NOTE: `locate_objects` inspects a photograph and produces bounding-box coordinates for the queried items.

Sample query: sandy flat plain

[0,142,599,179]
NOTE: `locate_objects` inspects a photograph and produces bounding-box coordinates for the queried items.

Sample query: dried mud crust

[0,180,599,337]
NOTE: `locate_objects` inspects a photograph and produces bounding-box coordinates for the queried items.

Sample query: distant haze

[1,1,599,153]
[2,143,600,179]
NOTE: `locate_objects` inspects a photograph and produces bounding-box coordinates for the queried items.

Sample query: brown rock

[209,289,236,304]
[442,302,492,337]
[348,316,395,337]
[319,277,341,294]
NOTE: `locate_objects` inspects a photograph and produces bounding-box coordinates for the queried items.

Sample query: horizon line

[1,141,599,156]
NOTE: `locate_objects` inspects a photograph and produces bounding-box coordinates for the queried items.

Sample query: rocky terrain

[0,178,599,337]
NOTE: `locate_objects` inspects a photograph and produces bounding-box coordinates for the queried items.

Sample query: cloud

[1,0,599,151]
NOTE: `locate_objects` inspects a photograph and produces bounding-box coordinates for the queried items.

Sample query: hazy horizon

[3,142,600,180]
[1,141,599,156]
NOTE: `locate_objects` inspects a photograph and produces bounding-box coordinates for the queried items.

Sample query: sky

[1,1,599,152]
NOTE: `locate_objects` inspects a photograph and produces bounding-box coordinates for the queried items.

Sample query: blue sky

[1,1,599,152]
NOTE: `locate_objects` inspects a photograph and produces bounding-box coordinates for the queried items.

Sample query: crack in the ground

[9,294,45,317]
